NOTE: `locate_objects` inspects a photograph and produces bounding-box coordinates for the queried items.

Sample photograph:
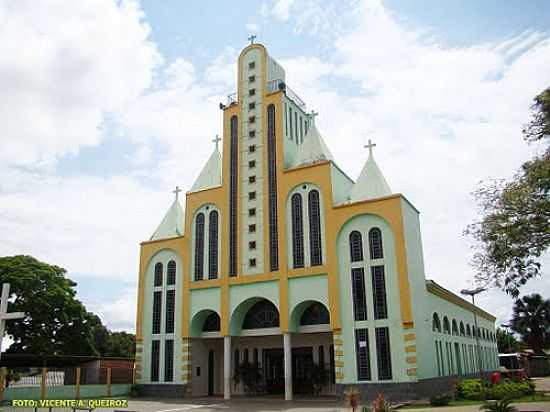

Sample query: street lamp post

[461,287,486,397]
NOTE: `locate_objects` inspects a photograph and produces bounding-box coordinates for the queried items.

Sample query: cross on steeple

[173,185,182,201]
[248,34,257,45]
[310,110,318,123]
[212,134,221,151]
[364,139,376,157]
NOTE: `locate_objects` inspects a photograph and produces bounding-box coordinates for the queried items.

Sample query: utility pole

[461,286,486,399]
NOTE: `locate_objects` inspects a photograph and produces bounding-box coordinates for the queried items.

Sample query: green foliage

[457,379,535,401]
[105,331,136,357]
[523,87,550,142]
[479,399,518,412]
[429,392,453,406]
[496,328,524,353]
[466,87,550,297]
[232,361,264,396]
[510,294,550,353]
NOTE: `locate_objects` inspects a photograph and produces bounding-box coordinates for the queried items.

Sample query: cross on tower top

[310,110,319,123]
[248,34,257,45]
[212,134,221,151]
[364,139,376,157]
[173,185,182,201]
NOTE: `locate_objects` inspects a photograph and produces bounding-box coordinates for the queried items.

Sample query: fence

[0,366,134,401]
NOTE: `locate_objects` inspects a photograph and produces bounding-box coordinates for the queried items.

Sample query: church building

[134,42,499,400]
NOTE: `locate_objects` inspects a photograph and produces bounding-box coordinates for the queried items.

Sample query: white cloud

[0,0,161,169]
[87,286,138,332]
[246,23,260,33]
[271,0,295,21]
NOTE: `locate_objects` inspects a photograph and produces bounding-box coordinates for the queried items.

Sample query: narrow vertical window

[349,231,364,262]
[318,345,325,367]
[351,268,367,321]
[154,262,163,286]
[229,115,238,276]
[369,228,384,259]
[435,340,441,376]
[194,212,205,281]
[300,117,303,140]
[308,190,322,266]
[289,107,294,140]
[167,260,176,285]
[294,112,298,143]
[291,193,304,268]
[375,327,392,380]
[330,345,335,383]
[165,289,175,334]
[208,211,219,279]
[355,328,371,380]
[253,348,259,364]
[151,340,160,382]
[371,265,388,319]
[267,104,279,271]
[234,349,240,374]
[164,339,174,382]
[152,291,162,334]
[284,103,288,136]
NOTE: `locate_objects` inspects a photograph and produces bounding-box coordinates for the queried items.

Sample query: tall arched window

[460,322,465,336]
[432,313,441,332]
[308,190,322,266]
[466,324,472,337]
[154,262,163,286]
[291,193,304,268]
[202,312,220,332]
[452,319,459,335]
[229,115,238,276]
[443,316,450,334]
[368,228,384,259]
[349,231,364,262]
[208,211,219,279]
[243,300,280,329]
[267,104,279,272]
[167,260,176,285]
[194,213,205,281]
[300,302,330,325]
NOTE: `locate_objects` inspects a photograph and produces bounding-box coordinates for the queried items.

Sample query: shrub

[430,392,453,406]
[457,379,484,400]
[457,379,535,401]
[479,399,518,412]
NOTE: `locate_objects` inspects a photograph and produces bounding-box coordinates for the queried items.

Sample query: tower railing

[225,80,307,111]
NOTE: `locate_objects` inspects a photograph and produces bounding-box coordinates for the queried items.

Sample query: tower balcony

[225,80,307,111]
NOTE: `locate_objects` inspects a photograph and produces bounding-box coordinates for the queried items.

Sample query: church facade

[134,43,499,400]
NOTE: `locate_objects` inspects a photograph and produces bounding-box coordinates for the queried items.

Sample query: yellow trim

[404,333,416,341]
[403,321,415,329]
[181,364,192,371]
[181,355,192,361]
[405,345,416,353]
[335,372,344,380]
[426,280,496,321]
[406,356,417,364]
[335,360,344,367]
[335,350,344,357]
[334,338,343,345]
[406,368,417,376]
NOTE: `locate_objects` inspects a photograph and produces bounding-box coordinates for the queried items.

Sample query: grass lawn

[399,392,550,409]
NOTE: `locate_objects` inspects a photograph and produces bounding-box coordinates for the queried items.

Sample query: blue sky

[0,0,549,332]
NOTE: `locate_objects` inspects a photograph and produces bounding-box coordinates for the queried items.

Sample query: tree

[510,293,550,354]
[0,255,98,355]
[467,88,550,297]
[496,327,524,354]
[104,331,135,358]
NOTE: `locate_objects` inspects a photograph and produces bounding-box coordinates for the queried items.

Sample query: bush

[430,393,453,406]
[479,399,518,412]
[456,379,535,401]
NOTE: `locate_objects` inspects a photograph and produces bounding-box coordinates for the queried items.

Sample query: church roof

[150,198,184,241]
[349,144,392,202]
[294,121,334,167]
[190,147,222,192]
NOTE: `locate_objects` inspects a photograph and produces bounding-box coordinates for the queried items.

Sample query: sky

[0,0,549,333]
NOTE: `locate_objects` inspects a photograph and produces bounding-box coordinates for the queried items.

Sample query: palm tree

[510,294,550,354]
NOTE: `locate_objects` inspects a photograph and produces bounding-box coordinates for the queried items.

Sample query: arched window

[443,316,450,334]
[208,211,219,279]
[194,213,205,281]
[243,300,280,329]
[167,260,176,285]
[308,190,322,266]
[291,193,304,268]
[432,313,441,332]
[229,115,238,277]
[202,312,220,332]
[452,319,459,335]
[300,302,330,325]
[154,262,163,286]
[369,228,384,259]
[466,324,471,337]
[349,231,364,262]
[460,322,465,336]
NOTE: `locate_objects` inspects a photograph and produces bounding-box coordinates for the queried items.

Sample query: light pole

[461,287,486,396]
